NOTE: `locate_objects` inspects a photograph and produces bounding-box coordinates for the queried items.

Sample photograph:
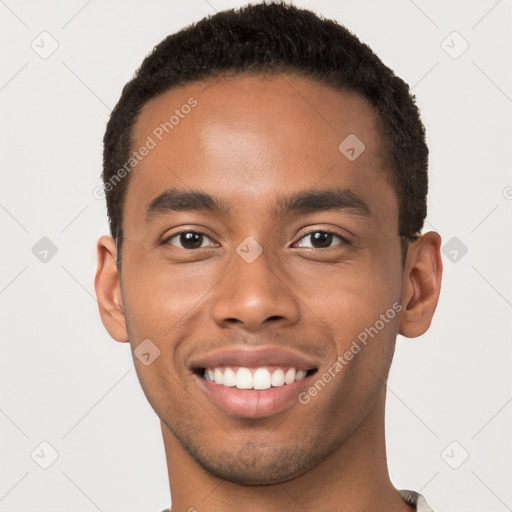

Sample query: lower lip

[194,373,314,419]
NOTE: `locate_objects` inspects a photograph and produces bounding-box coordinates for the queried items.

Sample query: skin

[95,73,442,512]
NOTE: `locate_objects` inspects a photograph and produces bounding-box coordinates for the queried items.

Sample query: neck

[161,387,413,512]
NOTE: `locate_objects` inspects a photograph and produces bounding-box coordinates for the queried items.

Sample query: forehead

[125,73,397,232]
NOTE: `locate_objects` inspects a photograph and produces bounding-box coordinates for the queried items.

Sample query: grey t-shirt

[399,490,436,511]
[159,489,436,511]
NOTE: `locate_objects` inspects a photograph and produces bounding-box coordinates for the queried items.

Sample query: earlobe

[94,235,129,343]
[398,231,443,338]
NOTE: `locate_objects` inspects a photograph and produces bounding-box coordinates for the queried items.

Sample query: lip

[189,345,321,372]
[194,371,316,418]
[189,346,320,419]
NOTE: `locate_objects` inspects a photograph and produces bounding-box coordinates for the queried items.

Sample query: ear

[398,231,443,338]
[94,235,129,343]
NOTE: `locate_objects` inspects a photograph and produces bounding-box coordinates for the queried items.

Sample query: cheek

[122,253,213,335]
[327,269,402,395]
[290,254,399,325]
[295,252,401,369]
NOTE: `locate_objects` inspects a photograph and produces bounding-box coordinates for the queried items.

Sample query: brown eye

[294,230,349,249]
[164,231,214,250]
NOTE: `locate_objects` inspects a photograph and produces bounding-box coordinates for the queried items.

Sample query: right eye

[163,230,218,250]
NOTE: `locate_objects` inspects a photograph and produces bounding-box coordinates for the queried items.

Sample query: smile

[202,365,313,390]
[193,365,318,419]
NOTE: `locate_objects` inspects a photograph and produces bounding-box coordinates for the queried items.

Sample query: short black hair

[102,1,428,268]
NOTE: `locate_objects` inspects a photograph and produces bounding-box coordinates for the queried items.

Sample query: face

[104,73,408,484]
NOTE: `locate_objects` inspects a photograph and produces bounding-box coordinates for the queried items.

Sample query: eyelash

[162,229,351,250]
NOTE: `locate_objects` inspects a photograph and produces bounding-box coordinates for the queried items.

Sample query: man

[94,2,443,511]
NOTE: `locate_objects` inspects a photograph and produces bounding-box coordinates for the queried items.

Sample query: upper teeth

[204,367,307,390]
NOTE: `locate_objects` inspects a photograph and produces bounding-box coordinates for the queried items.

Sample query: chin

[188,441,324,486]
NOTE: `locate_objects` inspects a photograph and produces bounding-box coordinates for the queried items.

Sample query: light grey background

[1,1,511,511]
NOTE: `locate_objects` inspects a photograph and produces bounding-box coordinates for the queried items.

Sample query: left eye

[294,231,349,249]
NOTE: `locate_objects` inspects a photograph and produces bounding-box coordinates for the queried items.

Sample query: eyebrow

[145,187,372,222]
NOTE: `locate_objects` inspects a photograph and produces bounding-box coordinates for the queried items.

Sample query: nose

[212,245,300,332]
